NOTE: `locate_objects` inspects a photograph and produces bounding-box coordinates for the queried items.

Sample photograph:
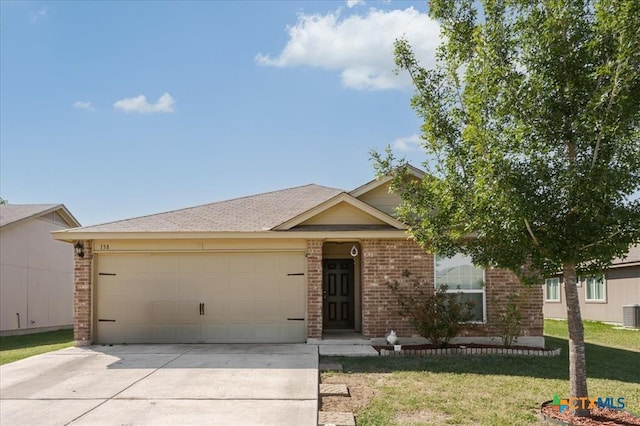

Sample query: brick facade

[359,238,543,339]
[73,240,92,346]
[361,239,433,337]
[306,239,323,339]
[481,268,544,337]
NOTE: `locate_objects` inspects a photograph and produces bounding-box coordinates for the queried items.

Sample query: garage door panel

[254,301,282,321]
[97,255,125,272]
[254,255,280,273]
[176,255,203,273]
[282,295,305,317]
[227,276,254,298]
[203,300,230,320]
[175,324,201,342]
[126,301,151,322]
[96,252,306,344]
[203,278,227,296]
[254,275,280,299]
[151,275,178,299]
[225,300,255,321]
[255,324,281,341]
[151,325,176,342]
[203,256,229,273]
[279,254,305,272]
[127,325,150,343]
[177,301,201,321]
[126,278,153,298]
[201,324,229,341]
[152,301,177,322]
[125,256,153,273]
[99,299,125,320]
[229,324,257,341]
[281,323,306,342]
[97,322,122,343]
[282,276,305,297]
[227,255,251,271]
[177,275,204,300]
[149,255,176,273]
[98,275,123,296]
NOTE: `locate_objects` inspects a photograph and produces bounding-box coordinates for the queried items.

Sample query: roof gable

[350,165,424,216]
[273,193,407,231]
[350,164,424,198]
[297,201,388,226]
[0,204,80,229]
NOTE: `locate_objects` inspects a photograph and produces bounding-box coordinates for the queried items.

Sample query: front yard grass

[321,320,640,425]
[0,329,74,365]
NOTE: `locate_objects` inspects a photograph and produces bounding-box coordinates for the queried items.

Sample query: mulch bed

[541,404,640,425]
[373,342,547,353]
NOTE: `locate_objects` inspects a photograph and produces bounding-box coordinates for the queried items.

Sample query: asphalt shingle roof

[69,184,344,233]
[0,204,61,228]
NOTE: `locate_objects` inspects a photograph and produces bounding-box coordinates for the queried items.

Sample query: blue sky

[1,0,441,226]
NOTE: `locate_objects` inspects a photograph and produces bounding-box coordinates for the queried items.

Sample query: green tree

[376,0,640,416]
[0,198,7,205]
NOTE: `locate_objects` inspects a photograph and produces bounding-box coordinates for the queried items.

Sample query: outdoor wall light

[350,245,359,257]
[74,242,85,258]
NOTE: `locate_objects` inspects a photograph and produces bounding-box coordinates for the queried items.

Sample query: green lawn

[0,329,74,365]
[322,320,640,425]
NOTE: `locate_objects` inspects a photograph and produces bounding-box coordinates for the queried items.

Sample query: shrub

[493,292,523,348]
[389,270,476,348]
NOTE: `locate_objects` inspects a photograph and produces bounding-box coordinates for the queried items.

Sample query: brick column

[73,240,93,346]
[306,239,323,339]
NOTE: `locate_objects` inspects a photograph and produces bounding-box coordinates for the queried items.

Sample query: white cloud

[393,134,423,152]
[113,92,175,113]
[256,7,440,90]
[30,6,47,22]
[73,101,95,111]
[346,0,365,8]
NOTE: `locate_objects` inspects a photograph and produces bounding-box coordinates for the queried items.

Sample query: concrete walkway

[0,344,318,426]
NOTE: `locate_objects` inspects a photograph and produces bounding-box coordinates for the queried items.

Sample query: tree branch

[524,218,540,246]
[578,230,622,250]
[592,57,625,169]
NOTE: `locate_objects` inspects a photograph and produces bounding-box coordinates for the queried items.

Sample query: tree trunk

[563,262,590,417]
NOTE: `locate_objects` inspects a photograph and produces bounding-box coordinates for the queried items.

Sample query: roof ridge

[78,183,345,229]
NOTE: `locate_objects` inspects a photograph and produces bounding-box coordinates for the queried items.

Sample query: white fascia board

[51,229,411,242]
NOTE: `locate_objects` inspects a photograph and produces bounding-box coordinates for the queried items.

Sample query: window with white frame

[434,254,485,322]
[545,278,561,302]
[585,275,606,302]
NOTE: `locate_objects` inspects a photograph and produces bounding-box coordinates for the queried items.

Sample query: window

[585,275,606,302]
[545,278,561,302]
[435,254,485,322]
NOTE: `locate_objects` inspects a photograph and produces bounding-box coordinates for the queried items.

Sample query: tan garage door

[95,253,306,344]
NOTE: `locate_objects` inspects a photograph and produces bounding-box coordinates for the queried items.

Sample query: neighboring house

[0,204,81,335]
[52,169,544,347]
[543,245,640,324]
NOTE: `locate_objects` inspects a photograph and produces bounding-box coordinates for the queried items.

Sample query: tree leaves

[381,0,640,282]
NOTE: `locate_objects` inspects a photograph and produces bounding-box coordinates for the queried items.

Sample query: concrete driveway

[0,344,318,425]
